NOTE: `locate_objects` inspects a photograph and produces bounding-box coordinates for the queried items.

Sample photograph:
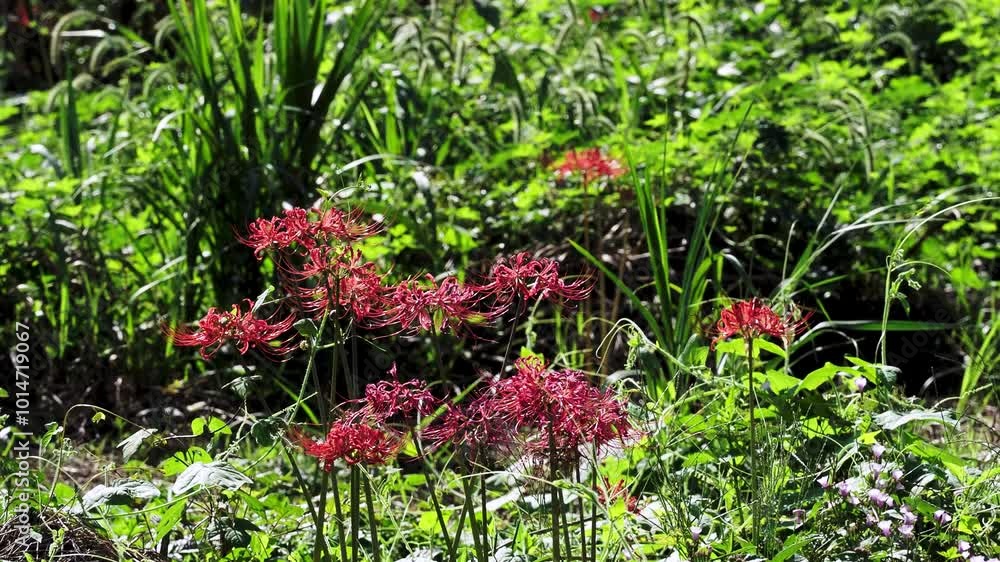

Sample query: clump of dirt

[0,508,165,561]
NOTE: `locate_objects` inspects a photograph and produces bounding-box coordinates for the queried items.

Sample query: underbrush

[3,202,998,561]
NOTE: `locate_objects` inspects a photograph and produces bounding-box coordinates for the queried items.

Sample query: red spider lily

[165,299,296,360]
[495,359,631,467]
[597,478,641,514]
[477,252,593,307]
[384,275,491,335]
[286,248,389,326]
[711,298,812,349]
[554,148,626,183]
[239,207,381,260]
[312,207,383,242]
[353,365,440,425]
[238,207,315,259]
[433,357,632,469]
[422,400,517,463]
[293,420,401,470]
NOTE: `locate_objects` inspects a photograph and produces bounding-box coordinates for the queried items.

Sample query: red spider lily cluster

[164,299,295,360]
[423,357,633,470]
[478,252,593,309]
[293,421,400,468]
[357,365,440,426]
[554,148,626,183]
[165,205,592,360]
[295,371,443,469]
[295,358,632,471]
[711,298,812,349]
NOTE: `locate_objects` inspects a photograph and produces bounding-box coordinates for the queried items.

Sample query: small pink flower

[872,443,886,461]
[836,480,853,497]
[891,468,904,482]
[853,376,867,391]
[899,523,914,538]
[238,207,314,258]
[901,505,917,526]
[868,488,891,508]
[353,366,440,426]
[878,520,893,537]
[690,526,702,542]
[817,475,831,489]
[934,509,952,525]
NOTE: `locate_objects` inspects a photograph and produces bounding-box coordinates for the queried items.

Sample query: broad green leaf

[765,369,802,392]
[155,499,187,542]
[796,363,843,392]
[874,409,958,430]
[171,461,252,495]
[207,417,231,435]
[191,418,206,437]
[118,428,158,462]
[81,479,160,511]
[293,318,318,338]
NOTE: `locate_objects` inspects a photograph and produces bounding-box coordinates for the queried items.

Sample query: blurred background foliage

[1,0,997,425]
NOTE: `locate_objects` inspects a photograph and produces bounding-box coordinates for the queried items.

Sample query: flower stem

[549,426,561,562]
[286,310,331,425]
[283,443,330,562]
[745,337,759,553]
[576,464,587,562]
[313,468,329,562]
[363,470,381,562]
[480,473,490,555]
[448,488,470,562]
[330,469,349,562]
[589,466,597,562]
[461,476,487,562]
[416,440,453,560]
[351,466,360,562]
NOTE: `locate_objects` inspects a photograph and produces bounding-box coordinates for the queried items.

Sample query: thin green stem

[351,466,360,562]
[363,471,381,562]
[576,464,586,562]
[313,469,330,562]
[480,473,490,554]
[549,426,561,562]
[745,337,759,553]
[283,444,330,562]
[461,476,487,562]
[331,470,349,562]
[448,486,470,562]
[429,322,449,384]
[416,440,453,559]
[497,296,522,376]
[589,466,597,562]
[286,310,331,425]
